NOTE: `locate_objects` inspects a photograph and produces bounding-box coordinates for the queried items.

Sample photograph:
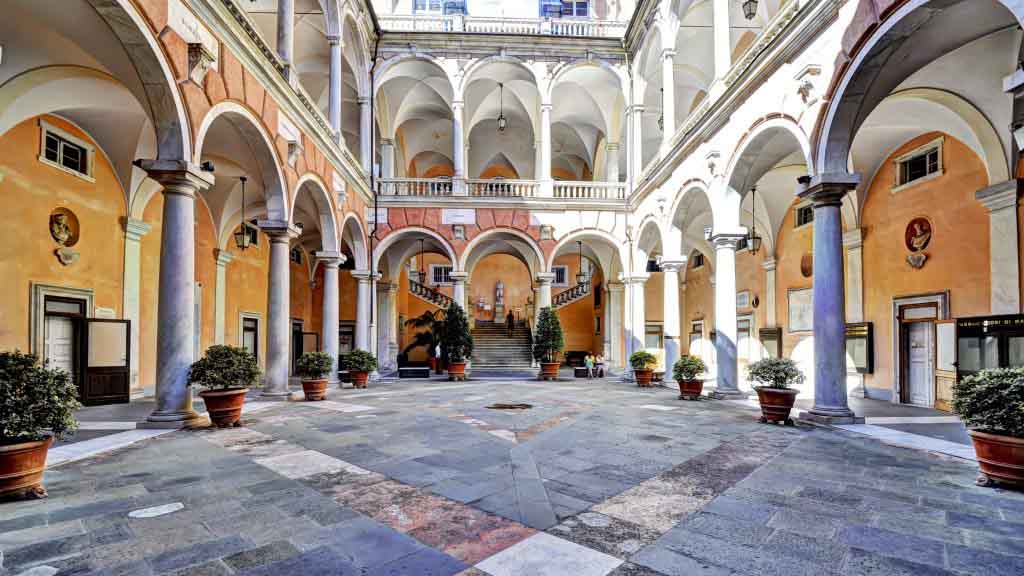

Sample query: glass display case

[955,315,1024,379]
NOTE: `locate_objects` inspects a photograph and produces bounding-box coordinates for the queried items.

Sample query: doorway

[893,293,948,407]
[43,296,85,384]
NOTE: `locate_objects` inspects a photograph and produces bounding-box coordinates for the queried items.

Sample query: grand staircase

[471,322,533,370]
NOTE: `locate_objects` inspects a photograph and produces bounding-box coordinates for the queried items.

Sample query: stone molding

[976,179,1019,212]
[214,249,233,266]
[123,218,152,242]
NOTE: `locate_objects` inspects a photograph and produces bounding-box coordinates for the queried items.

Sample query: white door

[45,315,75,381]
[907,322,934,407]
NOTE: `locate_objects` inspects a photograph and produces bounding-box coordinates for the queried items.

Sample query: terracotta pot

[448,362,467,381]
[635,369,654,387]
[0,436,53,500]
[351,371,369,389]
[429,357,438,372]
[540,362,560,381]
[677,379,703,400]
[199,388,249,428]
[302,378,328,401]
[755,387,798,426]
[969,430,1024,488]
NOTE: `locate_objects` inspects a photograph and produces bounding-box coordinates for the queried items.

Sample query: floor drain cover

[486,403,533,410]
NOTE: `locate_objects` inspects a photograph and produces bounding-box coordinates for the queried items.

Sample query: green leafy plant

[673,355,707,382]
[532,307,565,363]
[188,345,260,391]
[343,349,378,373]
[630,350,657,371]
[0,350,80,442]
[443,301,474,363]
[296,351,334,380]
[748,357,804,390]
[953,367,1024,437]
[403,309,446,358]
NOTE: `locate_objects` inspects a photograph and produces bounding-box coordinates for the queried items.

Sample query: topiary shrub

[188,345,260,391]
[672,355,707,382]
[630,350,657,371]
[953,367,1024,437]
[532,307,565,364]
[0,351,80,443]
[296,351,334,380]
[748,357,804,390]
[443,301,474,363]
[344,349,378,373]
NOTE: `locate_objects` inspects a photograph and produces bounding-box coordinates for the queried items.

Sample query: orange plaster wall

[289,248,314,332]
[479,165,519,180]
[860,132,991,392]
[470,254,533,323]
[0,115,125,350]
[775,201,816,361]
[550,255,603,354]
[398,253,453,361]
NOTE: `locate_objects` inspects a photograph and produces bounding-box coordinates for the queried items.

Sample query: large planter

[302,379,328,401]
[351,371,369,389]
[448,361,467,381]
[677,379,703,400]
[0,436,53,500]
[199,388,249,428]
[539,362,560,381]
[429,357,438,373]
[754,387,798,426]
[969,430,1024,487]
[635,369,654,388]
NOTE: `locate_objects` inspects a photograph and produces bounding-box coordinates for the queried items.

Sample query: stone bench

[399,367,431,379]
[574,364,606,378]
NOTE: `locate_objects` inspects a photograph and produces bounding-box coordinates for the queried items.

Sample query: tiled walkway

[2,378,1023,576]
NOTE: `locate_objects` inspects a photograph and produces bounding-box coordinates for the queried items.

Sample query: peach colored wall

[0,115,125,350]
[684,257,714,350]
[479,165,519,180]
[289,247,314,331]
[775,199,816,361]
[551,255,603,354]
[470,254,532,323]
[222,234,270,367]
[398,252,453,361]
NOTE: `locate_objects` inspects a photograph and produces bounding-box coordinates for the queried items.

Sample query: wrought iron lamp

[496,83,508,133]
[747,185,763,255]
[418,238,426,283]
[576,240,588,285]
[742,0,758,20]
[658,88,665,132]
[233,176,252,250]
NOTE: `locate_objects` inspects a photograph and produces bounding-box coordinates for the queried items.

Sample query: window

[540,0,589,17]
[691,253,705,269]
[795,204,814,228]
[595,316,601,334]
[241,316,259,361]
[552,265,569,287]
[895,138,942,189]
[39,120,94,180]
[414,0,442,13]
[645,324,663,349]
[430,264,453,286]
[290,247,302,264]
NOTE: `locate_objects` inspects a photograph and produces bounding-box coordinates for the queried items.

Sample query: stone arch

[459,55,540,97]
[546,228,627,279]
[459,227,546,278]
[292,173,340,253]
[341,212,370,271]
[635,215,666,264]
[545,60,627,105]
[373,226,456,277]
[670,182,716,266]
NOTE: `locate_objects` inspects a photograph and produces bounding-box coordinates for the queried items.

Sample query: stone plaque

[787,288,813,333]
[442,209,476,225]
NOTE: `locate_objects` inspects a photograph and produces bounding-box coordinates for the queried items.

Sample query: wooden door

[81,319,130,405]
[905,321,934,407]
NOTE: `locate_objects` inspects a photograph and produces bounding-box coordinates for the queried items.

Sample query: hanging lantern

[575,240,588,285]
[233,176,252,251]
[742,0,758,20]
[747,185,762,255]
[496,83,508,133]
[418,238,426,283]
[657,88,665,132]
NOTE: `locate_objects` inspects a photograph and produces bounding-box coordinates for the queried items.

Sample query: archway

[463,59,540,180]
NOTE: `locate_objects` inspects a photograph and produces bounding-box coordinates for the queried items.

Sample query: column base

[798,410,865,426]
[710,389,750,400]
[140,409,202,429]
[260,389,293,402]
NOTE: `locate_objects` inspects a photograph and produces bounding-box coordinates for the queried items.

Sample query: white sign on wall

[787,288,813,333]
[365,207,388,224]
[442,209,476,225]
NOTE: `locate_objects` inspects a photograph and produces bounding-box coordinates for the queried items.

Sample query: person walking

[506,310,515,338]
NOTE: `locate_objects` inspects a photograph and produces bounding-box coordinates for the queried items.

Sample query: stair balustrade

[553,281,591,309]
[409,279,453,308]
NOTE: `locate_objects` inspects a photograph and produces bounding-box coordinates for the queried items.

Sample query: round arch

[635,215,666,264]
[458,228,546,277]
[546,228,627,278]
[292,173,340,253]
[545,60,627,104]
[341,212,369,271]
[459,56,540,97]
[373,226,456,276]
[374,53,453,96]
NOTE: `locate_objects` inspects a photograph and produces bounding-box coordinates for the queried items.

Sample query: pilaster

[977,179,1021,314]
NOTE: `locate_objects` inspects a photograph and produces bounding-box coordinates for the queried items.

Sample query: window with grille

[414,0,442,13]
[39,121,93,179]
[540,0,588,17]
[552,265,569,287]
[691,253,704,269]
[290,247,302,264]
[430,264,453,285]
[795,204,814,228]
[896,139,942,188]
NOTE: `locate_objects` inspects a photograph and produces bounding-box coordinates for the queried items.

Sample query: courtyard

[2,377,1023,576]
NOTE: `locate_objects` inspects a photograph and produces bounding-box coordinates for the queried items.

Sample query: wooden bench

[399,367,431,379]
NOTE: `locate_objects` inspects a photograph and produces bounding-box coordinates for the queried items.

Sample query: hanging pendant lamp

[233,176,252,250]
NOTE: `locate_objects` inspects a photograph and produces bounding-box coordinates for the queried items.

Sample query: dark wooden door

[81,319,130,405]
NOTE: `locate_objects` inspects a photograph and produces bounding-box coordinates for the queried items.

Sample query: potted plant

[296,351,334,401]
[189,345,260,428]
[404,310,445,373]
[673,355,708,400]
[748,357,804,426]
[953,368,1024,487]
[443,301,474,381]
[630,350,658,387]
[533,307,565,381]
[344,349,377,389]
[0,351,80,499]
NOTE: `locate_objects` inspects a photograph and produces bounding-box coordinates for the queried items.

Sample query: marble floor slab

[475,532,624,576]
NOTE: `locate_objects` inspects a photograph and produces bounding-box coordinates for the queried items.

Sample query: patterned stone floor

[2,378,1023,576]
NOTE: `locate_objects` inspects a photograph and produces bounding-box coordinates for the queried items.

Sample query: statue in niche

[49,209,80,266]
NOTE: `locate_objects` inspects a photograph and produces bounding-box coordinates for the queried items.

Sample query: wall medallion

[800,253,813,278]
[904,217,931,269]
[49,207,80,266]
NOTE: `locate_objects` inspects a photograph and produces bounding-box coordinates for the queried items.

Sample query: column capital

[122,218,151,241]
[761,258,777,272]
[380,138,395,147]
[606,142,620,152]
[351,269,378,281]
[661,48,677,60]
[535,272,556,285]
[358,96,370,106]
[377,281,399,293]
[976,179,1019,212]
[842,228,864,249]
[627,104,646,114]
[215,249,233,266]
[659,259,687,273]
[326,34,342,46]
[257,220,300,242]
[449,271,469,283]
[452,100,465,110]
[710,233,746,250]
[540,103,553,113]
[798,173,860,207]
[136,160,214,196]
[605,282,625,293]
[619,273,649,285]
[315,251,346,268]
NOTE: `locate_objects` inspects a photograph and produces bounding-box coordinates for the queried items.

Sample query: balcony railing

[378,178,454,197]
[377,14,627,38]
[468,179,538,198]
[553,181,626,200]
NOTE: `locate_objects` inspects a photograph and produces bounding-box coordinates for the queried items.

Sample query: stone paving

[2,377,1024,576]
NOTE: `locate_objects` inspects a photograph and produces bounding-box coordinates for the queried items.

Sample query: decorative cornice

[123,218,152,242]
[215,249,233,266]
[976,179,1019,212]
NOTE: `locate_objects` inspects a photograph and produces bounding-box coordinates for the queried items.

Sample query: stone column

[260,221,299,398]
[540,103,553,197]
[620,274,648,379]
[661,49,676,149]
[799,175,861,423]
[380,139,396,179]
[214,249,232,345]
[660,260,686,375]
[977,180,1021,314]
[711,234,745,398]
[328,35,343,142]
[122,218,150,394]
[452,100,466,179]
[376,281,399,372]
[138,161,212,427]
[359,97,372,174]
[276,0,294,75]
[317,252,344,383]
[451,271,469,310]
[761,258,777,328]
[606,282,624,370]
[606,142,620,183]
[352,270,372,350]
[631,105,645,180]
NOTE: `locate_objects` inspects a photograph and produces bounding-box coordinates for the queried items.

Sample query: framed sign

[787,288,813,333]
[442,209,476,225]
[845,322,873,374]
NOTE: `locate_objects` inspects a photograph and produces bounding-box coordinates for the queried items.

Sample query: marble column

[606,282,624,370]
[660,260,686,375]
[606,142,620,183]
[359,98,372,174]
[799,175,861,423]
[620,274,648,379]
[122,218,151,394]
[376,281,399,372]
[661,49,676,149]
[328,34,343,143]
[260,221,299,398]
[276,0,294,75]
[214,249,232,345]
[138,161,212,427]
[317,253,344,383]
[631,105,645,182]
[452,100,466,179]
[977,180,1021,314]
[761,258,777,328]
[451,271,469,311]
[540,103,553,197]
[352,270,372,350]
[711,234,745,398]
[380,139,396,179]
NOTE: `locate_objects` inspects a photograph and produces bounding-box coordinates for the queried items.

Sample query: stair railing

[552,281,591,309]
[409,278,453,309]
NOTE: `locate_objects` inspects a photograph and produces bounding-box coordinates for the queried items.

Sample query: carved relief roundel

[905,217,932,253]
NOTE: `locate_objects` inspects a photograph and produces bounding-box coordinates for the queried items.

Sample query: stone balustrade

[377,14,627,38]
[378,178,454,197]
[553,181,626,200]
